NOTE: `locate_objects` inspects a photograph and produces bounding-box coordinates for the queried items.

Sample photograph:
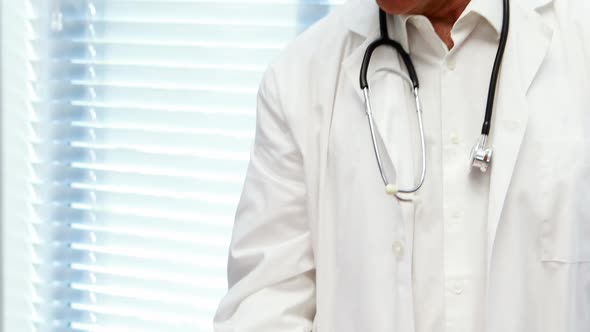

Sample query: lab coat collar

[466,0,503,36]
[340,1,410,54]
[342,0,553,40]
[342,0,380,40]
[465,0,553,37]
[388,0,501,53]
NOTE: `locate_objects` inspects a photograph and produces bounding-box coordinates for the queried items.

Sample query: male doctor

[214,0,590,331]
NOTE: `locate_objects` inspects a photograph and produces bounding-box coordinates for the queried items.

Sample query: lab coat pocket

[539,140,590,263]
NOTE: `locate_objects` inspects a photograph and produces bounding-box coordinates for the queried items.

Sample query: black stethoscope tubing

[483,0,510,135]
[358,0,510,199]
[361,0,510,137]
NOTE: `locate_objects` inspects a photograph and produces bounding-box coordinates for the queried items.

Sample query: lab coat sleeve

[213,67,316,332]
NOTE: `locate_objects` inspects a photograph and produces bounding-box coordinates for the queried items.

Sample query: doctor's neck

[376,0,472,49]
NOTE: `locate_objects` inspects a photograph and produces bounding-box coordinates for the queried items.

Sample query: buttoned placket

[391,9,495,332]
[441,42,473,332]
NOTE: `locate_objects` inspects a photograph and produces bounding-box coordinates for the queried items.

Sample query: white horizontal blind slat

[28,0,342,330]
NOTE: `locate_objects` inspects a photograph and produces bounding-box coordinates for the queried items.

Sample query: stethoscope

[360,0,510,201]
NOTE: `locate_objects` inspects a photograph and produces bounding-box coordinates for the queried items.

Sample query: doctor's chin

[1,0,589,331]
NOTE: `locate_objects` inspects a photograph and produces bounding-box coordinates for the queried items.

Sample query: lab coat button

[392,241,404,259]
[453,281,464,294]
[450,133,461,144]
[446,58,457,71]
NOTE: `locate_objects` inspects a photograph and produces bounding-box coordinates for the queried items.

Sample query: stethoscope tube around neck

[482,0,510,135]
[358,0,510,198]
[359,10,420,90]
[361,1,510,136]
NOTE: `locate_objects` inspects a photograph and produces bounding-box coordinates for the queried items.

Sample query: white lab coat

[214,0,590,331]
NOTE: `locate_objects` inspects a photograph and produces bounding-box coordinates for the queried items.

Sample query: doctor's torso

[214,0,590,331]
[279,0,589,330]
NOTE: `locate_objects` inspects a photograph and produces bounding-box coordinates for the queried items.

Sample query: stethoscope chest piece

[470,134,493,173]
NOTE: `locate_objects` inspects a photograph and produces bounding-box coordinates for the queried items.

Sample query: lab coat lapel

[486,2,553,275]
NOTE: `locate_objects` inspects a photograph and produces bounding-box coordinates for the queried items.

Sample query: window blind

[27,1,341,331]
